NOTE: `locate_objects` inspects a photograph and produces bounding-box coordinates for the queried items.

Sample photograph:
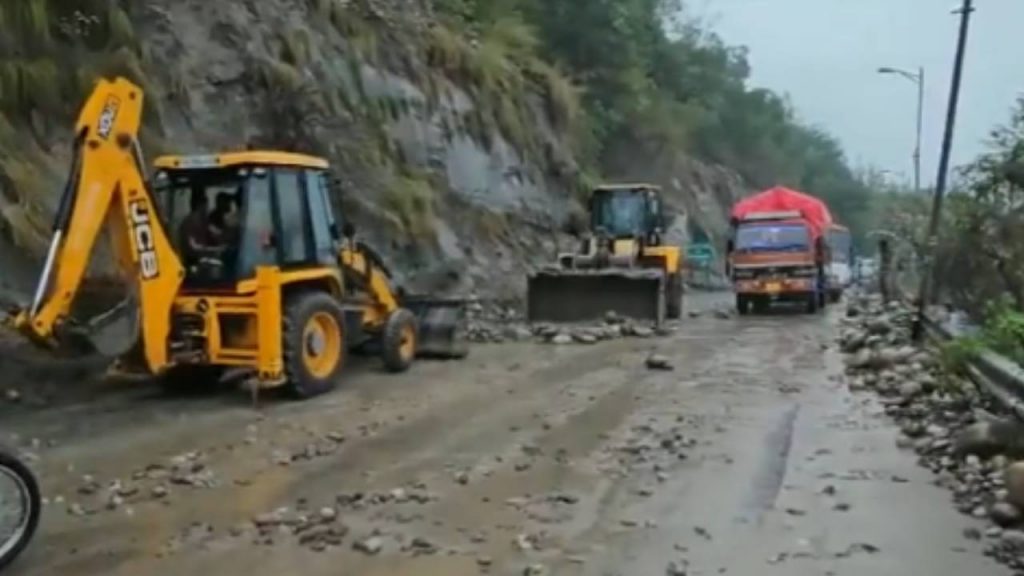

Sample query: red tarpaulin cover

[730,186,834,238]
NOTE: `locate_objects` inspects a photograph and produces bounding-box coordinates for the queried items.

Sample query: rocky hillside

[0,0,749,303]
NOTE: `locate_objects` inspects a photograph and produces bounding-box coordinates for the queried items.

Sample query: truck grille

[733,266,816,279]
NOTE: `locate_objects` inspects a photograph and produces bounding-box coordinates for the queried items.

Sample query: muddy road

[2,294,1008,575]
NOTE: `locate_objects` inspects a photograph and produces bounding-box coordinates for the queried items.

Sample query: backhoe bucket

[402,296,469,360]
[526,269,666,325]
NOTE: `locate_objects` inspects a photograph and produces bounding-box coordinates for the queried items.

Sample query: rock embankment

[841,292,1024,570]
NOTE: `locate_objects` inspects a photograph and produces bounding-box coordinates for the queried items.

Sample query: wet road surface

[2,295,1008,575]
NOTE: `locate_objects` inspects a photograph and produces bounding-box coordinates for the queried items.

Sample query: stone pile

[841,292,1024,570]
[465,300,668,345]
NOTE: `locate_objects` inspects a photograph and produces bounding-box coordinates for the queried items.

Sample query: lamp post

[878,66,925,194]
[910,0,976,343]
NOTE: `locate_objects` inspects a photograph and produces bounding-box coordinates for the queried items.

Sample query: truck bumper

[733,277,816,300]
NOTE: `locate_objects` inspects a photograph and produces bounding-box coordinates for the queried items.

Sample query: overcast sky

[694,0,1024,188]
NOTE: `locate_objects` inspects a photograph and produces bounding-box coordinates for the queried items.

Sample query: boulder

[955,419,1024,459]
[1005,462,1024,510]
[992,501,1023,527]
[551,333,573,345]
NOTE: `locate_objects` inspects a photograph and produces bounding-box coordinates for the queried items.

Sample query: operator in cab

[208,191,241,277]
[178,189,226,278]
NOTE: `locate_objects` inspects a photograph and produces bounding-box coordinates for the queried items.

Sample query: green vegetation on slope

[436,0,876,241]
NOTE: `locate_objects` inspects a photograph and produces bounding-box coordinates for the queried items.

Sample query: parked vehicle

[825,224,853,302]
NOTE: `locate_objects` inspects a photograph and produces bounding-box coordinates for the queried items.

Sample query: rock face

[0,0,750,303]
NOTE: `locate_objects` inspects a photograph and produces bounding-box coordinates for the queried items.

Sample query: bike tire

[0,448,40,571]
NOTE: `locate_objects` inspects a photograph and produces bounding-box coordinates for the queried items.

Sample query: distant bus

[825,224,852,301]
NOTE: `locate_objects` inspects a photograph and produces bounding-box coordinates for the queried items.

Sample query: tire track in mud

[742,402,800,524]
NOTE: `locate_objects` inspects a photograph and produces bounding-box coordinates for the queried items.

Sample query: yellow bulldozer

[526,184,683,325]
[5,77,466,399]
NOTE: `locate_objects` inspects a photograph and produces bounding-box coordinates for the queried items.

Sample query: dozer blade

[526,269,666,325]
[402,296,470,360]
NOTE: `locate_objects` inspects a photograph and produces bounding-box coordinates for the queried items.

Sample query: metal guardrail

[918,308,1024,421]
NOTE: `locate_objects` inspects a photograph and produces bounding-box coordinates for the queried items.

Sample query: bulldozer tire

[381,308,418,373]
[283,292,346,399]
[666,273,683,320]
[158,365,225,395]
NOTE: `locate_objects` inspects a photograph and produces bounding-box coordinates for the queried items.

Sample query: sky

[694,0,1024,189]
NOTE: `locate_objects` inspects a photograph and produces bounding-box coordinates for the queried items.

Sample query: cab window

[305,170,336,264]
[236,169,276,279]
[274,168,311,265]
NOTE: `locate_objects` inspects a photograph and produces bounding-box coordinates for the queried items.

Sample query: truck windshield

[735,223,810,252]
[593,192,647,237]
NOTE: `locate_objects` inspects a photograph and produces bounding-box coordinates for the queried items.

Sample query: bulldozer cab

[589,185,664,241]
[151,152,340,288]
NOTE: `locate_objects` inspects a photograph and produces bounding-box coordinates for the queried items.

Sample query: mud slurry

[2,299,1010,576]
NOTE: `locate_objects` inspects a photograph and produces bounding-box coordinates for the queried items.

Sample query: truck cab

[728,211,826,314]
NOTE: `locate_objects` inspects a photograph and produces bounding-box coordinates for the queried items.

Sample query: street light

[878,66,925,195]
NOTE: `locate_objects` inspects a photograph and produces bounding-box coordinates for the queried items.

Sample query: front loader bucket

[526,269,666,325]
[402,296,470,360]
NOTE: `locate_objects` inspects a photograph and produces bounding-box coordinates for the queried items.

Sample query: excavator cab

[588,185,665,244]
[151,154,337,288]
[527,184,684,325]
[7,77,467,400]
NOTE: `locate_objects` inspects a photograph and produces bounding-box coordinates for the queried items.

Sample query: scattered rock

[666,560,688,575]
[319,507,337,522]
[5,389,20,403]
[898,380,923,400]
[645,354,674,371]
[551,333,573,345]
[353,535,383,555]
[963,527,982,541]
[632,326,655,338]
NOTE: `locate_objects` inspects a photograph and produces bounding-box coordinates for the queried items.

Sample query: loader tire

[283,292,346,399]
[381,308,418,373]
[666,273,683,320]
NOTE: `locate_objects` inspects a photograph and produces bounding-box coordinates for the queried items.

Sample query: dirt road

[2,295,1008,575]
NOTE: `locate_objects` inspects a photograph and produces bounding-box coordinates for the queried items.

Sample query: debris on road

[464,299,671,345]
[353,535,384,555]
[646,354,674,371]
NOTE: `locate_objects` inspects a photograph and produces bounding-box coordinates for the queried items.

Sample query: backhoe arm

[12,77,183,371]
[340,241,401,326]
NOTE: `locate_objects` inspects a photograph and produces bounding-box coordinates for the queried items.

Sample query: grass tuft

[382,175,438,242]
[106,3,135,49]
[280,27,313,67]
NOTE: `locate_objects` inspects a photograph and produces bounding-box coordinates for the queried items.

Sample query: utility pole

[911,0,975,342]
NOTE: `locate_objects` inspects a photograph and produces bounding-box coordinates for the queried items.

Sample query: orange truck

[726,187,834,315]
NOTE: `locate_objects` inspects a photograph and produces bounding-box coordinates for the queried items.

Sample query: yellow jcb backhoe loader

[5,76,467,399]
[526,184,683,325]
